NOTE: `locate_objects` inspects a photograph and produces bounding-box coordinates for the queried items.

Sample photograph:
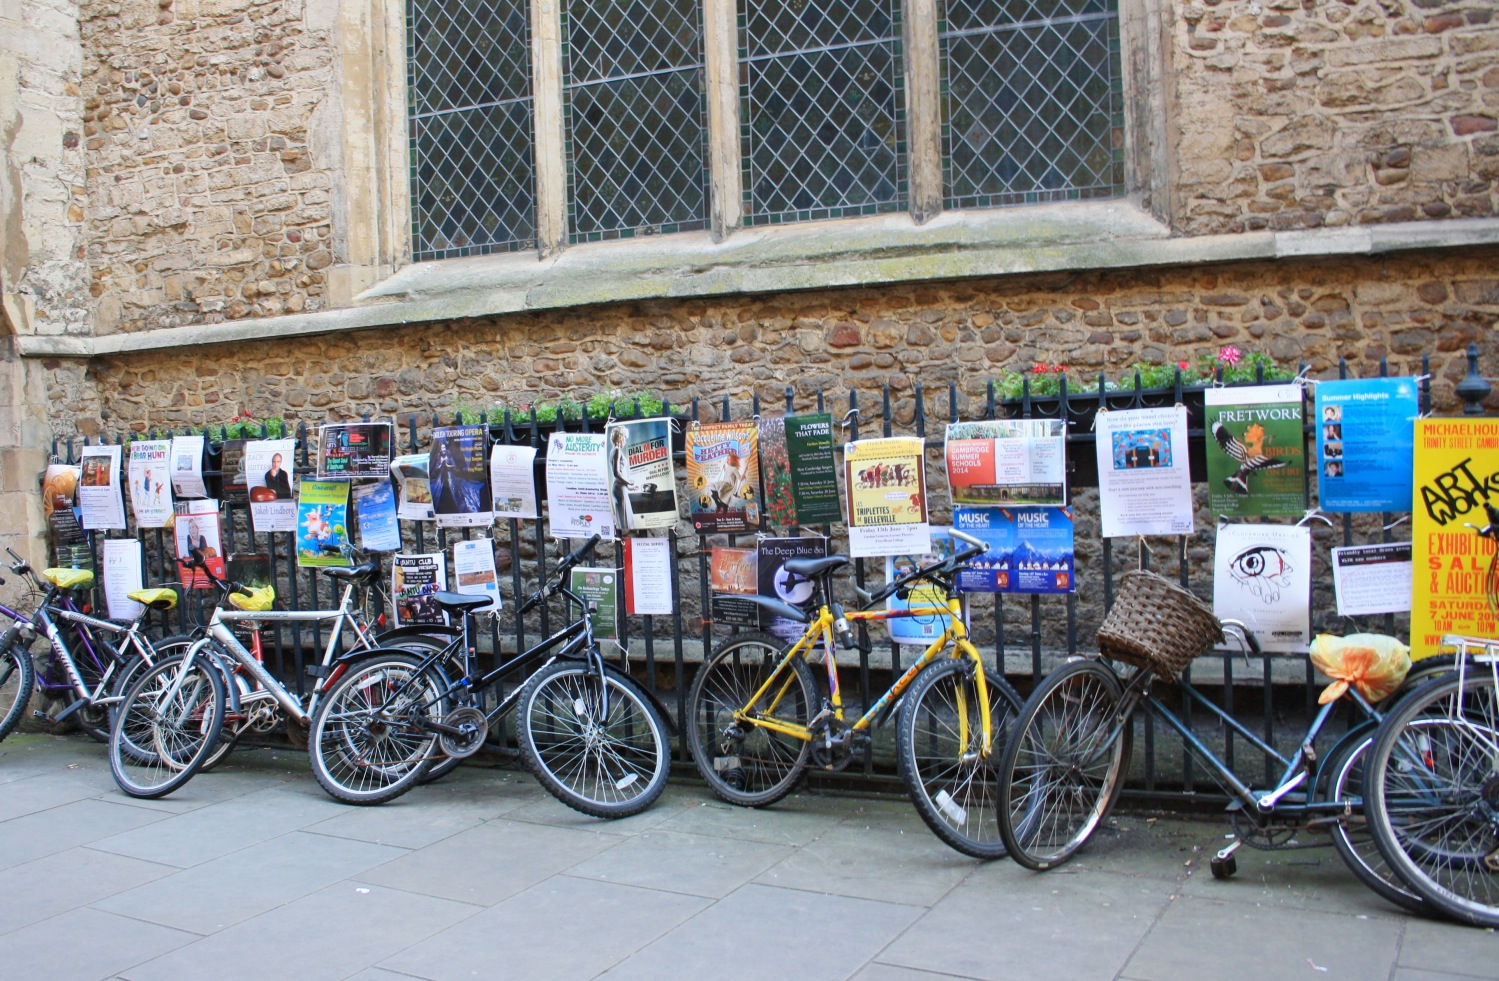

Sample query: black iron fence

[43,345,1494,800]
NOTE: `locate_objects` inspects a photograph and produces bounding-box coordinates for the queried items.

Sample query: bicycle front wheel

[108,655,226,799]
[687,631,815,807]
[308,652,441,806]
[896,658,1023,859]
[997,658,1131,871]
[0,640,36,743]
[1324,733,1428,914]
[1365,672,1499,927]
[518,661,670,818]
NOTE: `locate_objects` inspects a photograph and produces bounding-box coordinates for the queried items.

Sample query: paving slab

[652,793,866,846]
[303,772,541,850]
[1396,915,1499,979]
[0,907,197,981]
[0,846,174,936]
[567,827,793,898]
[753,814,976,906]
[0,797,168,871]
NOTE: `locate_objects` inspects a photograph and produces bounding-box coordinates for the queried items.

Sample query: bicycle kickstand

[1211,838,1242,880]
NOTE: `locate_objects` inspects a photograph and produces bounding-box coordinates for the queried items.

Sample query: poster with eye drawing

[318,422,393,480]
[1315,377,1419,513]
[945,420,1066,507]
[128,439,174,528]
[489,445,539,520]
[686,421,761,534]
[429,424,493,528]
[246,438,298,533]
[757,536,828,643]
[844,437,930,558]
[1094,406,1194,538]
[1204,384,1307,518]
[1213,523,1311,653]
[392,454,434,521]
[79,444,126,531]
[545,432,615,540]
[606,417,678,532]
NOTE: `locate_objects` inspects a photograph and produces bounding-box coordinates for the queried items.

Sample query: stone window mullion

[904,0,941,224]
[704,0,741,241]
[532,0,568,256]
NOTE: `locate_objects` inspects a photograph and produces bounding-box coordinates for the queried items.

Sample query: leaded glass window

[563,0,708,242]
[740,0,907,225]
[940,0,1124,209]
[409,0,537,260]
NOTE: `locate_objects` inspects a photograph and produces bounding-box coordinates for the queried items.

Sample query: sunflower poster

[844,437,929,558]
[1409,418,1499,659]
[1204,384,1307,518]
[686,420,760,534]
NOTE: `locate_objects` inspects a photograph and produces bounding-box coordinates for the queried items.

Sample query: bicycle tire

[686,631,815,807]
[108,654,226,799]
[896,658,1024,859]
[1324,733,1428,915]
[1365,672,1499,927]
[307,652,440,806]
[518,660,670,818]
[997,658,1132,871]
[0,641,36,743]
[374,634,466,786]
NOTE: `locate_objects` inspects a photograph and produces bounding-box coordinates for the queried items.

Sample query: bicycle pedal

[32,709,56,724]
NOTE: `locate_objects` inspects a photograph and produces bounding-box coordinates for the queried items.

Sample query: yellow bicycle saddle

[126,587,178,611]
[228,585,276,611]
[44,568,95,590]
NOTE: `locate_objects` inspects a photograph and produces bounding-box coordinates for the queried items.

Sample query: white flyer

[1331,542,1413,617]
[392,453,434,521]
[127,440,174,528]
[169,435,208,498]
[1095,405,1194,538]
[452,538,502,613]
[102,538,145,621]
[624,537,674,616]
[79,444,126,530]
[544,432,616,540]
[246,438,298,533]
[490,444,539,520]
[1213,523,1312,653]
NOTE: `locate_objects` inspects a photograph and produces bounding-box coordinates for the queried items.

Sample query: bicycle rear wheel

[997,658,1132,871]
[0,640,35,743]
[108,655,226,799]
[896,658,1023,859]
[519,661,670,818]
[1365,672,1499,927]
[687,631,815,807]
[1324,733,1428,914]
[308,652,440,806]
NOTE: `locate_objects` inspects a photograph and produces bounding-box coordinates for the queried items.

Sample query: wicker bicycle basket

[1096,570,1224,680]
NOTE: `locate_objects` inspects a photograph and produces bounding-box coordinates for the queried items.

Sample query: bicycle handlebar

[517,534,602,616]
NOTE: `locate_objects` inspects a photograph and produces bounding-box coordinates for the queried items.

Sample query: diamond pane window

[741,0,906,226]
[940,0,1124,209]
[564,0,708,242]
[409,0,537,260]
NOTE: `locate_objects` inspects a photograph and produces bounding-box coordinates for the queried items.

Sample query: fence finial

[1455,342,1491,415]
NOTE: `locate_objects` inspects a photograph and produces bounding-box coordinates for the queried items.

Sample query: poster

[219,439,249,503]
[392,552,447,627]
[42,464,80,520]
[1095,405,1194,538]
[885,529,958,646]
[46,463,87,569]
[545,432,615,540]
[844,436,929,558]
[606,417,678,531]
[452,538,502,613]
[945,419,1066,507]
[79,444,126,531]
[1331,543,1413,617]
[127,439,173,528]
[296,479,352,568]
[392,453,434,521]
[227,554,273,590]
[170,435,208,498]
[1315,378,1420,512]
[490,444,539,520]
[318,422,393,479]
[430,424,493,528]
[1204,384,1307,518]
[102,538,145,621]
[174,498,226,588]
[1409,418,1499,658]
[686,420,761,534]
[761,414,841,529]
[569,567,619,642]
[1213,523,1311,653]
[623,537,674,616]
[246,438,298,533]
[757,536,827,643]
[952,506,1075,594]
[710,546,759,627]
[352,481,401,552]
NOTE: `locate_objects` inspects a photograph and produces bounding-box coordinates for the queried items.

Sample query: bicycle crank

[437,706,489,759]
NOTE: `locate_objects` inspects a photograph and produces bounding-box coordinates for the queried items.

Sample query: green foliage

[479,389,670,425]
[998,347,1295,400]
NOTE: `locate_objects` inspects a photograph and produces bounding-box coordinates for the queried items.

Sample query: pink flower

[1178,360,1190,370]
[1218,345,1243,366]
[1053,364,1067,373]
[1033,364,1049,374]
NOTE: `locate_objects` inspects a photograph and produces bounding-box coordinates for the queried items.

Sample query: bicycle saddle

[127,587,178,611]
[44,568,94,590]
[783,556,848,578]
[321,561,379,583]
[432,591,493,614]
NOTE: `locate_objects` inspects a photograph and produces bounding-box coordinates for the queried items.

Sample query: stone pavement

[0,733,1493,981]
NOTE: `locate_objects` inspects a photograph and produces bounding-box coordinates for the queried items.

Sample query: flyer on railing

[761,414,841,528]
[489,444,539,520]
[709,546,758,627]
[844,436,929,558]
[352,480,400,552]
[169,435,207,498]
[219,439,249,503]
[757,536,826,643]
[452,538,501,613]
[623,537,674,616]
[174,498,226,587]
[430,424,493,528]
[1331,542,1413,617]
[545,432,615,540]
[295,480,351,568]
[884,528,956,646]
[1314,377,1419,512]
[1094,405,1193,538]
[391,453,434,521]
[944,419,1066,507]
[1212,522,1311,652]
[127,439,173,528]
[318,422,393,480]
[392,551,446,626]
[1204,384,1307,518]
[246,438,297,533]
[102,538,145,621]
[952,506,1075,594]
[686,420,761,534]
[606,417,678,531]
[79,444,126,531]
[569,566,618,642]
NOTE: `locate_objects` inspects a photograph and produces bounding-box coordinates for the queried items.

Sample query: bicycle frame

[39,604,160,709]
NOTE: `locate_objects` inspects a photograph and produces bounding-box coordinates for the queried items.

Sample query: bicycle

[993,568,1441,913]
[686,528,1024,858]
[307,534,671,816]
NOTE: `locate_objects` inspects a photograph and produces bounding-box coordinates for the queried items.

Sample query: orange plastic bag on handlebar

[1308,633,1411,705]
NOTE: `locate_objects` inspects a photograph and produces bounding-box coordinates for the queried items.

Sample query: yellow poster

[1410,418,1499,659]
[843,437,929,558]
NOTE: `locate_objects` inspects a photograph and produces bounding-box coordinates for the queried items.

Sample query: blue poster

[1315,378,1419,512]
[883,529,958,647]
[953,506,1075,595]
[352,480,400,552]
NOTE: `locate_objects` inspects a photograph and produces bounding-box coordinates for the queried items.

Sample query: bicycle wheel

[0,640,35,743]
[1324,733,1428,914]
[896,658,1024,859]
[997,658,1132,871]
[518,661,670,818]
[1365,672,1499,927]
[687,631,815,807]
[108,654,226,799]
[307,652,440,806]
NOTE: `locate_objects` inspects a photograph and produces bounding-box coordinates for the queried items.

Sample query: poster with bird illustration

[1204,385,1307,518]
